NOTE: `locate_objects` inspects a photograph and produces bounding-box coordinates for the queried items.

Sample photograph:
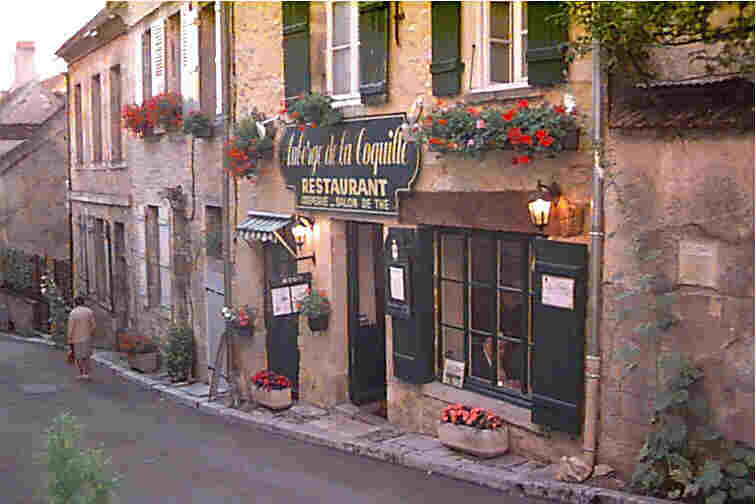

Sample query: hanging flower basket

[226,113,275,181]
[220,304,256,337]
[281,92,342,128]
[182,110,214,138]
[307,314,329,332]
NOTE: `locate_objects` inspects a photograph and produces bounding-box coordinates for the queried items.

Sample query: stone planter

[128,352,160,374]
[307,314,329,332]
[438,421,509,459]
[251,386,293,410]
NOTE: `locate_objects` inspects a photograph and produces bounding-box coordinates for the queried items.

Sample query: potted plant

[182,110,214,138]
[297,288,331,331]
[127,340,160,374]
[438,404,509,458]
[163,326,194,382]
[226,112,275,181]
[250,370,293,410]
[282,92,342,129]
[220,304,256,338]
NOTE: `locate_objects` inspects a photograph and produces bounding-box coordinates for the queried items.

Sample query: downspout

[65,71,74,298]
[583,37,604,470]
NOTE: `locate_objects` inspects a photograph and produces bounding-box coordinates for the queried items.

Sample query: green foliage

[418,99,579,162]
[40,273,74,345]
[182,110,213,138]
[627,354,755,502]
[163,326,194,382]
[554,2,755,80]
[1,247,35,293]
[226,111,276,180]
[284,92,342,127]
[44,412,120,504]
[296,288,331,319]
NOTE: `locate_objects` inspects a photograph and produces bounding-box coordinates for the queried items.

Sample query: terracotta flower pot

[251,386,293,410]
[307,314,329,332]
[438,421,509,459]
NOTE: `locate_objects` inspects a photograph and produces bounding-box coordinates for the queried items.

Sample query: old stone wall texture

[599,129,754,477]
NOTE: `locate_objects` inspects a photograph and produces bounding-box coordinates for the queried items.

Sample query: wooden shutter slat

[526,2,568,87]
[283,2,310,99]
[359,1,388,104]
[181,4,199,106]
[150,18,165,97]
[530,239,587,435]
[431,1,463,97]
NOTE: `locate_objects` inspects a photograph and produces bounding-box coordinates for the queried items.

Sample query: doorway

[346,221,387,407]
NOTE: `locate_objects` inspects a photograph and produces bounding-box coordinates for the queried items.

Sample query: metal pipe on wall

[584,36,604,469]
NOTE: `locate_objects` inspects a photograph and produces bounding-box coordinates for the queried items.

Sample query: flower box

[128,352,160,374]
[438,421,509,458]
[251,386,292,410]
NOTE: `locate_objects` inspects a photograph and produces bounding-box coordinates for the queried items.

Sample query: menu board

[542,274,575,310]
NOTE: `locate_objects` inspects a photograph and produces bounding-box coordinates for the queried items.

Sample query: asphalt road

[1,335,555,504]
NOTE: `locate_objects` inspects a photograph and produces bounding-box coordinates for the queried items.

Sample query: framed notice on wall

[442,358,465,388]
[271,285,293,316]
[542,274,575,310]
[385,262,411,319]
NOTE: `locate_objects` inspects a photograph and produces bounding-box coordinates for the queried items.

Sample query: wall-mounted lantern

[528,180,560,233]
[292,215,313,250]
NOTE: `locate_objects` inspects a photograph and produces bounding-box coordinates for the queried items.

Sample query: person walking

[67,296,96,380]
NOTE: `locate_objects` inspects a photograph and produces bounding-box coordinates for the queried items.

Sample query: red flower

[502,109,515,121]
[466,107,478,116]
[298,125,306,131]
[508,127,522,139]
[535,129,548,139]
[520,135,532,145]
[517,99,529,109]
[291,111,299,119]
[539,136,554,147]
[309,122,317,128]
[512,157,519,165]
[554,105,566,115]
[519,155,531,164]
[438,118,448,126]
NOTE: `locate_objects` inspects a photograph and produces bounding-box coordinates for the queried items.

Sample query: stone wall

[598,129,755,476]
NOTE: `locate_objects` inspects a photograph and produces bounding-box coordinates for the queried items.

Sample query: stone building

[56,2,227,363]
[0,42,69,332]
[227,1,753,479]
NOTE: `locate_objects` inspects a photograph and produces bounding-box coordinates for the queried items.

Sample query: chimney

[12,41,37,89]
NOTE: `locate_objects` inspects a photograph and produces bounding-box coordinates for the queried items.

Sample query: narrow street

[1,335,555,504]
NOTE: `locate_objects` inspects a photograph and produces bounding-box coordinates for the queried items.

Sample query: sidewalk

[10,333,669,504]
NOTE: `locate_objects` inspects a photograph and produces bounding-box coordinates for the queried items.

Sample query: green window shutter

[430,1,463,97]
[359,1,389,104]
[531,239,587,435]
[283,2,310,99]
[387,227,434,384]
[527,2,568,87]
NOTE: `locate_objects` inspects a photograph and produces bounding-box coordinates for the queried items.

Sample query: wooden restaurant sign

[280,114,420,215]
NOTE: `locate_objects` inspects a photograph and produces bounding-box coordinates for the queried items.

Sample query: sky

[0,0,105,90]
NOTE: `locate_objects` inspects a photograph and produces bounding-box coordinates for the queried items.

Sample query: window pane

[442,326,464,362]
[491,41,511,83]
[333,47,351,94]
[441,280,463,327]
[470,333,494,382]
[333,2,351,47]
[496,338,525,391]
[471,234,495,284]
[490,2,510,39]
[499,239,523,288]
[440,234,464,280]
[471,286,495,333]
[499,291,524,338]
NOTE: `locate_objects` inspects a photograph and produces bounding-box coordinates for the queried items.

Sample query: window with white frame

[478,1,528,89]
[327,1,360,105]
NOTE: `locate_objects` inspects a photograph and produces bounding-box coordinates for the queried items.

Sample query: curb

[3,333,670,504]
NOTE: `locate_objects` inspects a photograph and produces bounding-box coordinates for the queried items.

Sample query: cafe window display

[437,229,530,399]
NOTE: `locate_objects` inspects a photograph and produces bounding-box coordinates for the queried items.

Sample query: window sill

[464,85,544,106]
[74,161,129,171]
[421,381,546,436]
[331,95,362,109]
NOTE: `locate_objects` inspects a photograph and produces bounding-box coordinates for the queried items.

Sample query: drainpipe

[65,70,74,297]
[583,37,603,470]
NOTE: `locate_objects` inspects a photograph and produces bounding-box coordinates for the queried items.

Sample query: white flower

[41,288,47,295]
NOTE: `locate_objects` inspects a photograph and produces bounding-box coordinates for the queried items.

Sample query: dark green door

[347,222,387,404]
[264,239,300,399]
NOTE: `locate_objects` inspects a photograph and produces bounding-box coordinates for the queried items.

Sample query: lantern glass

[292,223,307,248]
[528,198,552,228]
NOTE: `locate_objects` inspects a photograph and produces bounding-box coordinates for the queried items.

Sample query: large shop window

[430,228,587,435]
[465,1,566,93]
[437,230,530,398]
[327,1,388,106]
